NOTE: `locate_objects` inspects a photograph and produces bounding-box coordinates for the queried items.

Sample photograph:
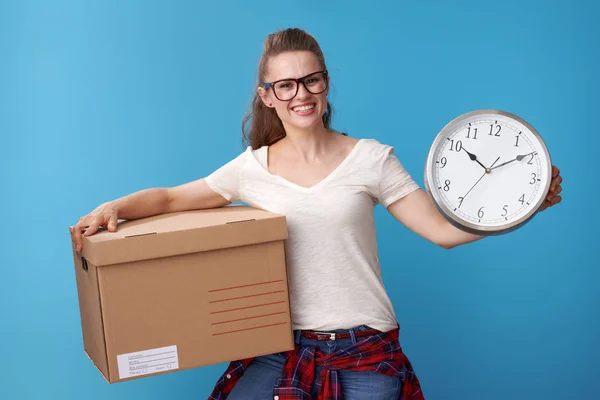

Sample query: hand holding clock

[540,165,562,211]
[425,110,564,236]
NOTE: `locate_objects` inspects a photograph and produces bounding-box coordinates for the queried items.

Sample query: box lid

[78,205,288,266]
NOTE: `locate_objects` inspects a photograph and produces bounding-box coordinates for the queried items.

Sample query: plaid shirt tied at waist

[208,327,425,400]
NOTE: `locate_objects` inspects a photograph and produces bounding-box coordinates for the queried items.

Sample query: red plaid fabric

[208,327,424,400]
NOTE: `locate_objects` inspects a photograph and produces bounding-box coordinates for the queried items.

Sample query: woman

[70,28,563,399]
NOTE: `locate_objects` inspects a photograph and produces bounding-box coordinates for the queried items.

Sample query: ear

[258,86,274,108]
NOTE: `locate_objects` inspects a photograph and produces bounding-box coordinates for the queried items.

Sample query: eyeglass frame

[261,70,329,101]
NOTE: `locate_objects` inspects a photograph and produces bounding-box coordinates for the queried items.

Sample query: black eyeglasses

[261,70,328,101]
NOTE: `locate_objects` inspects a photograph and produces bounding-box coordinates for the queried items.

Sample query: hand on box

[70,202,119,253]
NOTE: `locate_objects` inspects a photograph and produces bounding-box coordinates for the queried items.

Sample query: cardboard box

[71,205,293,383]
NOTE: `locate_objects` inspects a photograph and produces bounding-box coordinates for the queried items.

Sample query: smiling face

[258,50,329,132]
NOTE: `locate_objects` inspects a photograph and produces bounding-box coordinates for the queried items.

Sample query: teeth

[293,104,315,112]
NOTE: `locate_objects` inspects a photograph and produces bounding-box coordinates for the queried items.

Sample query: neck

[279,122,333,162]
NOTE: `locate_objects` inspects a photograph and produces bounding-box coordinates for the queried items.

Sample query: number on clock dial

[489,121,501,137]
[466,125,478,139]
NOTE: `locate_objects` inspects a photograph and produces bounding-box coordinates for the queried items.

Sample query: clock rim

[424,109,553,236]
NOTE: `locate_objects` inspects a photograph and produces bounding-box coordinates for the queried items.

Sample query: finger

[542,195,562,210]
[107,214,118,232]
[551,195,562,205]
[84,220,101,236]
[551,175,563,191]
[74,223,86,252]
[546,185,562,200]
[552,165,560,178]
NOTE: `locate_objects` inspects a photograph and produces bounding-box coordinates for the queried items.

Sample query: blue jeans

[226,325,402,399]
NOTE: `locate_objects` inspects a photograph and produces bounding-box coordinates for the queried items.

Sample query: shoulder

[330,132,390,155]
[229,145,264,163]
[212,145,259,172]
[354,138,396,161]
[358,137,391,150]
[249,145,268,169]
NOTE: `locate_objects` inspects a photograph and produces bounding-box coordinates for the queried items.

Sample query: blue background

[1,0,598,399]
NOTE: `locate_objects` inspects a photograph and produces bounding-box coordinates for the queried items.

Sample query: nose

[295,82,311,100]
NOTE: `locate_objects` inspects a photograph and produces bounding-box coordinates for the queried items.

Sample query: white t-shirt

[204,138,420,332]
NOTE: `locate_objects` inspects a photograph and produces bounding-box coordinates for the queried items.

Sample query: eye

[275,81,295,90]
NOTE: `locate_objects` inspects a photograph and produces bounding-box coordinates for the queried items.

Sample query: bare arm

[386,188,484,249]
[113,178,230,219]
[386,165,565,248]
[70,178,230,251]
[164,178,231,213]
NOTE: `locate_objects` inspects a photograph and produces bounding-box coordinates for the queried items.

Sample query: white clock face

[425,110,552,235]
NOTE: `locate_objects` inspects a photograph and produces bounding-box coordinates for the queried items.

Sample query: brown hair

[241,28,334,150]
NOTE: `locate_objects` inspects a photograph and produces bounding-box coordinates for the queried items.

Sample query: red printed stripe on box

[208,280,289,336]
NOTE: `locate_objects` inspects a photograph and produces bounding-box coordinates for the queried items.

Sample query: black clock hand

[461,147,489,172]
[460,157,500,204]
[490,151,536,171]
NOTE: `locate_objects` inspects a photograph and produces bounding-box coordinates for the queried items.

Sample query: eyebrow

[269,70,322,83]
